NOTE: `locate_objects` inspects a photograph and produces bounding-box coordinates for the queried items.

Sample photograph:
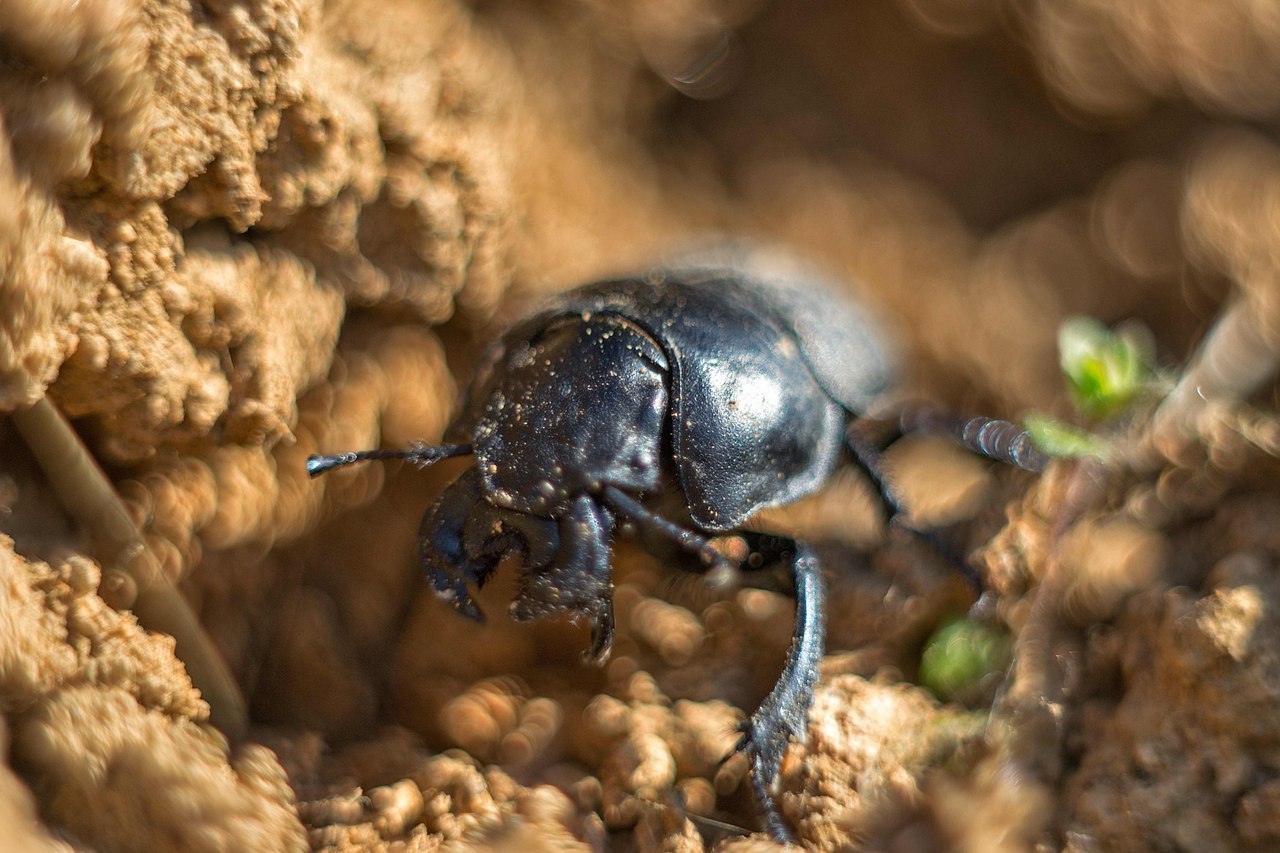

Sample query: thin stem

[1154,298,1279,437]
[12,398,248,740]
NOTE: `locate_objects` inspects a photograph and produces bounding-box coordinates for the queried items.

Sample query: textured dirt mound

[3,0,1280,850]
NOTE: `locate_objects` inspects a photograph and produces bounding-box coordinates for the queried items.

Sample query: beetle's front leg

[510,495,617,664]
[733,538,826,843]
[419,467,494,621]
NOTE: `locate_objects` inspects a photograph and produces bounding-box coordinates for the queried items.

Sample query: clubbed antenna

[306,443,473,478]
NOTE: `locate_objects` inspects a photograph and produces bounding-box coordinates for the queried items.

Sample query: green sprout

[1022,413,1109,460]
[1022,316,1160,460]
[1058,316,1156,420]
[920,617,1011,703]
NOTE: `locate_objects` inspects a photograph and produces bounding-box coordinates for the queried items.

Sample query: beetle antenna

[306,443,473,478]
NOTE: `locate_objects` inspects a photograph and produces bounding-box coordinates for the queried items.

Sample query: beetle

[308,248,1047,840]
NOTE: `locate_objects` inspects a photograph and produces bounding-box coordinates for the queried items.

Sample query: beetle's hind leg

[847,407,1047,592]
[846,406,1047,530]
[729,536,826,843]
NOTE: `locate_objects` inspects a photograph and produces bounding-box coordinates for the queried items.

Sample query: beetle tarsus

[899,405,1049,473]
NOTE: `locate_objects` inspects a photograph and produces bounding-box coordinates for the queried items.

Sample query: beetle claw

[725,726,751,764]
[418,469,496,618]
[583,598,615,665]
[430,576,484,621]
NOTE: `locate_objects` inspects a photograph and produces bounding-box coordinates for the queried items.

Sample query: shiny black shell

[455,262,896,532]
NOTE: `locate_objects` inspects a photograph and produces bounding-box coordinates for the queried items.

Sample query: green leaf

[919,618,1011,703]
[1022,413,1110,459]
[1058,316,1155,419]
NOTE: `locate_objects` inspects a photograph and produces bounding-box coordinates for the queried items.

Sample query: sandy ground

[3,0,1280,850]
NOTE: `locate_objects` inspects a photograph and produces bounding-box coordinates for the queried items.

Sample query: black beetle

[308,248,1046,840]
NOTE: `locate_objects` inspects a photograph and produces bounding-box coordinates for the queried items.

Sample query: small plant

[1025,315,1161,460]
[1058,316,1157,419]
[1023,413,1110,460]
[919,617,1012,702]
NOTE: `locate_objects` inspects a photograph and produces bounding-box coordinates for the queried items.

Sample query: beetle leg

[725,532,799,594]
[847,422,984,588]
[848,410,1046,591]
[599,485,739,583]
[463,502,560,574]
[898,404,1049,472]
[510,495,617,664]
[729,538,825,843]
[845,418,909,526]
[419,467,493,621]
[847,406,1047,529]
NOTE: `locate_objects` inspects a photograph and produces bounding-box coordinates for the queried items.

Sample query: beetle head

[470,313,670,516]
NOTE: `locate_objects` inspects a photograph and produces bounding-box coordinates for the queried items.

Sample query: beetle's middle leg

[598,485,740,584]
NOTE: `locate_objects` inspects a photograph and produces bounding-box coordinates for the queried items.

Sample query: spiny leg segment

[730,538,825,843]
[601,483,825,842]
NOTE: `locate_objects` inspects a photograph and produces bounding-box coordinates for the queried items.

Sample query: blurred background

[3,0,1280,849]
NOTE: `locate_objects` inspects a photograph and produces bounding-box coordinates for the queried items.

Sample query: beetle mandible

[308,248,1047,840]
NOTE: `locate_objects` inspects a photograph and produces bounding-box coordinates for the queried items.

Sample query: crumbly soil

[3,1,1280,850]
